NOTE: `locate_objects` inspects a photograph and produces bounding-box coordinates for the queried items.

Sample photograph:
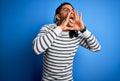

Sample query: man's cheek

[61,16,66,20]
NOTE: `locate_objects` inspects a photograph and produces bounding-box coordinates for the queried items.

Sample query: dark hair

[54,2,78,38]
[54,2,74,23]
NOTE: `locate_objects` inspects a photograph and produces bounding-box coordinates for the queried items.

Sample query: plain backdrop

[1,0,120,81]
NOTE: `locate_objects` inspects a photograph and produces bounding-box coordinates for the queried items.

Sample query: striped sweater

[32,24,101,81]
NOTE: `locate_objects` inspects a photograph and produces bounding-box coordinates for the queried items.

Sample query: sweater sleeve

[79,29,101,52]
[32,25,62,55]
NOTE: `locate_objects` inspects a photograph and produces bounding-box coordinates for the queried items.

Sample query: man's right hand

[59,12,74,31]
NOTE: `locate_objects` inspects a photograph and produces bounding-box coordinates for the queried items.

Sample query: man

[32,2,101,81]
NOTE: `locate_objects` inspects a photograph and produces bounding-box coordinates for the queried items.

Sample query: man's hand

[59,11,74,31]
[74,10,84,31]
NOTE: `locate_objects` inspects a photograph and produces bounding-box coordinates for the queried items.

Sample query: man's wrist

[80,26,86,33]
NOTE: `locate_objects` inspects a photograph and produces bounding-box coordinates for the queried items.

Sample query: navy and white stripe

[32,24,101,81]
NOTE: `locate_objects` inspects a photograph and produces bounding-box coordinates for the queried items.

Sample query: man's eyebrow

[62,8,69,10]
[62,7,74,10]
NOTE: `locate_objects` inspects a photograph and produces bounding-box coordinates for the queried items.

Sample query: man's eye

[64,9,70,12]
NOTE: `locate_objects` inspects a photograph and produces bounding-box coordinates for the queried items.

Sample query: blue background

[1,0,120,81]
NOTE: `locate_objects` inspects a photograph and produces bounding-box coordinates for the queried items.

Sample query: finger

[76,10,79,18]
[74,10,77,19]
[66,11,72,21]
[79,12,82,19]
[74,10,79,19]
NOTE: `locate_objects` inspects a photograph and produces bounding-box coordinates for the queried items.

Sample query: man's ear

[56,14,60,21]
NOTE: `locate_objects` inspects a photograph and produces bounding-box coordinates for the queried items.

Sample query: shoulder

[39,23,57,32]
[42,24,57,30]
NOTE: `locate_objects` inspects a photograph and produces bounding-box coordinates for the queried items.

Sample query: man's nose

[70,9,74,14]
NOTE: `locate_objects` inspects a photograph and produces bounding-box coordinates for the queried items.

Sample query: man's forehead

[61,5,73,9]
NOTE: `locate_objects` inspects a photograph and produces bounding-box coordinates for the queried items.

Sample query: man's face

[56,4,75,27]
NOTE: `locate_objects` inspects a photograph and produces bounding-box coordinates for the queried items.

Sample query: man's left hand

[74,10,85,31]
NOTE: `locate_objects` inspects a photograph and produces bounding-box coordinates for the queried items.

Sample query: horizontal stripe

[48,49,76,55]
[43,63,72,74]
[44,54,73,64]
[45,53,74,61]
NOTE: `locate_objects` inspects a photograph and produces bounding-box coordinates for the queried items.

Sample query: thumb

[66,26,74,30]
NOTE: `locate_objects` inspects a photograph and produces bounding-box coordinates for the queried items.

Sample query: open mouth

[69,16,75,23]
